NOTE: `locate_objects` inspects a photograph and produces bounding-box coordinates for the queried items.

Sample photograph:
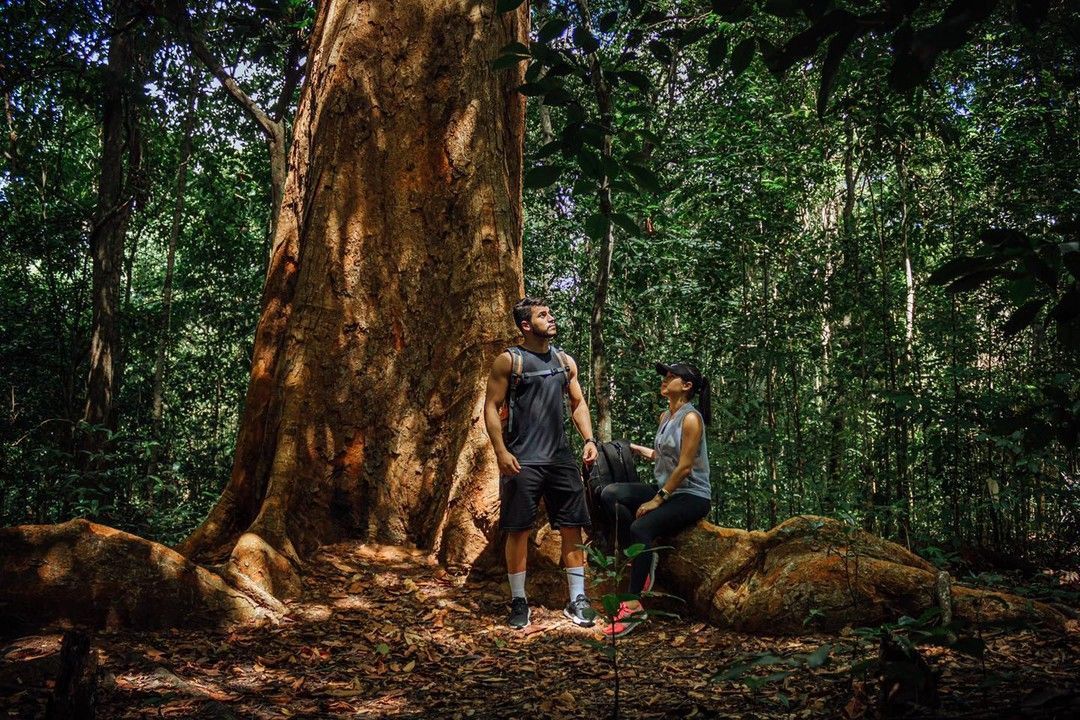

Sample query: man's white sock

[508,571,527,600]
[566,566,586,599]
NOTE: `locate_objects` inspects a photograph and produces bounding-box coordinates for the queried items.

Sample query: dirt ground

[2,541,1078,719]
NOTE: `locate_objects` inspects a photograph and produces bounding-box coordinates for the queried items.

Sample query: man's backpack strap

[504,346,525,436]
[507,346,525,390]
[502,345,572,437]
[551,346,572,425]
[551,346,571,392]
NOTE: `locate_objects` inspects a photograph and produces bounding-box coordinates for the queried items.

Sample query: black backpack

[583,440,640,556]
[585,439,639,495]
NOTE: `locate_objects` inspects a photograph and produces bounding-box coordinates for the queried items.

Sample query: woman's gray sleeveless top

[653,402,711,500]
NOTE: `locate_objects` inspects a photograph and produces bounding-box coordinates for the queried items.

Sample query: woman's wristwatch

[656,488,670,502]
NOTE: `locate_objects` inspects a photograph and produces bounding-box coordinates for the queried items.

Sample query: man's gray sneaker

[507,597,531,629]
[563,594,598,627]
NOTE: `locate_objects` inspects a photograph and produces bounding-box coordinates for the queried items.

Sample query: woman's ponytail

[697,376,712,426]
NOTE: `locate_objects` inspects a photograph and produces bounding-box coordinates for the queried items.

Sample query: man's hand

[582,440,598,467]
[497,450,521,477]
[636,496,662,519]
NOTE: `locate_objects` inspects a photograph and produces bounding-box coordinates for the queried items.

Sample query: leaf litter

[1,540,1077,718]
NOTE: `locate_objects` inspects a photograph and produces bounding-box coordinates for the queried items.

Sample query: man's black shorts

[499,463,591,531]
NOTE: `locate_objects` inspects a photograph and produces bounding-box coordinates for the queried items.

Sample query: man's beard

[529,326,556,339]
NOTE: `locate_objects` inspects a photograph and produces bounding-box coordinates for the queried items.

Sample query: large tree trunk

[176,0,529,598]
[2,1,529,631]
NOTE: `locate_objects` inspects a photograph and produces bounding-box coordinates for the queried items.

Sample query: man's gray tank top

[653,402,711,500]
[505,346,576,467]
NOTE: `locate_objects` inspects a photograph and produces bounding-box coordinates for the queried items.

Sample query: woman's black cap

[655,362,704,388]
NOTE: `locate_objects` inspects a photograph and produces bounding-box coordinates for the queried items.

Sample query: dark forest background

[2,0,1077,584]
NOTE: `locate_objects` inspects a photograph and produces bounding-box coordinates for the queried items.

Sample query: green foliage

[523,0,1080,567]
[711,642,831,702]
[0,0,294,541]
[850,609,989,660]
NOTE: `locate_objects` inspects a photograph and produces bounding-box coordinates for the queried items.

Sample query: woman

[600,361,712,638]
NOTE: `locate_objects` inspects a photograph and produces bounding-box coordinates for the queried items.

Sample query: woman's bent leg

[599,483,660,555]
[628,494,711,593]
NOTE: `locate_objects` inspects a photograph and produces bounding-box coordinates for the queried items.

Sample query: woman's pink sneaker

[603,602,647,638]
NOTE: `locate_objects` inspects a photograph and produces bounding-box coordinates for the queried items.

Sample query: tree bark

[660,516,1065,633]
[80,0,143,464]
[176,0,529,598]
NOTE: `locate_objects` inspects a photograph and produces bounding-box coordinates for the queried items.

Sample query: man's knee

[505,529,530,551]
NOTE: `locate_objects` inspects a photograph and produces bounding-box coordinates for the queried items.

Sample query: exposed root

[228,531,302,600]
[517,514,1067,635]
[0,520,279,632]
[662,515,1066,634]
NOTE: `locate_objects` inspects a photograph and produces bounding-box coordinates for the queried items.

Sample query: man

[484,297,599,629]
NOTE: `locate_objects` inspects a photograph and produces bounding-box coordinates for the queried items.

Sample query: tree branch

[149,0,280,142]
[271,38,304,124]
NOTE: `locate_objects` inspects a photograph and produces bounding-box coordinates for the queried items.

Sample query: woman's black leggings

[599,482,711,593]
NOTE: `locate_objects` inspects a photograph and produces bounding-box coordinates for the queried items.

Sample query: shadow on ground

[2,541,1079,719]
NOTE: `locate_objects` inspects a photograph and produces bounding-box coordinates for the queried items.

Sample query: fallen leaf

[324,687,365,698]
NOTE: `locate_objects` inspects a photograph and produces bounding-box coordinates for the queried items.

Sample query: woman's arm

[635,412,704,518]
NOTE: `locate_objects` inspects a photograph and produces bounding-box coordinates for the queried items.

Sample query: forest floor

[2,541,1079,719]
